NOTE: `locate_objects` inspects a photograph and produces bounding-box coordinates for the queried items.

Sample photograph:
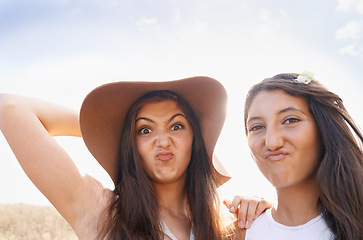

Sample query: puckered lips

[156,151,174,161]
[264,150,288,162]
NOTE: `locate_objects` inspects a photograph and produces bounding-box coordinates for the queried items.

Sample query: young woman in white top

[228,72,363,240]
[0,77,271,240]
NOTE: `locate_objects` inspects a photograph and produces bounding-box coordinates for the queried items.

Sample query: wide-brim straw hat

[80,76,231,187]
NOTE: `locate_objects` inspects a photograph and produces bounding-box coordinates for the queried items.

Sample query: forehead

[136,99,184,118]
[248,90,309,116]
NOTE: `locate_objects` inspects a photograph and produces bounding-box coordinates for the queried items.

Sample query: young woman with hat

[0,76,270,239]
[228,73,363,239]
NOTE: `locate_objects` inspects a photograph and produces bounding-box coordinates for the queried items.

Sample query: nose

[155,130,171,149]
[265,126,284,151]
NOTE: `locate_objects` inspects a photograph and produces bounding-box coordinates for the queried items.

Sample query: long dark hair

[101,90,224,239]
[244,73,363,240]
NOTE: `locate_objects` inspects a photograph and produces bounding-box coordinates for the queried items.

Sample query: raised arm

[0,94,103,229]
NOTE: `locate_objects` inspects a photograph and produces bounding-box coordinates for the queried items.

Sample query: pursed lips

[264,150,288,161]
[156,151,174,161]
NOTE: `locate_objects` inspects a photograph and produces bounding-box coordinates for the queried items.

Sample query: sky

[0,0,362,206]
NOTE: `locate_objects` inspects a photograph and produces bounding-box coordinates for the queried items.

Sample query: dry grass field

[0,204,77,240]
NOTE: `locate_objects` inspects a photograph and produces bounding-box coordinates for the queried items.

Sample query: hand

[223,195,273,229]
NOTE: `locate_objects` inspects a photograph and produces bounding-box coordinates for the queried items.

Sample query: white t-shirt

[161,219,195,240]
[245,209,334,240]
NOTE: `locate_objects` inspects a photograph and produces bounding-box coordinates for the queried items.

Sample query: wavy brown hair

[99,90,225,239]
[244,73,363,240]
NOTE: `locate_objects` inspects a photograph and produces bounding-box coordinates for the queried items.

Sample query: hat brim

[80,76,231,187]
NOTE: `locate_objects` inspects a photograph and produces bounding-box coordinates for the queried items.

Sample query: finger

[229,195,243,213]
[223,199,232,208]
[236,197,250,229]
[245,199,260,229]
[255,198,273,217]
[223,199,235,217]
[223,198,240,223]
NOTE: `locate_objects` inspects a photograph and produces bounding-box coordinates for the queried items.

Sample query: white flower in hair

[296,71,314,84]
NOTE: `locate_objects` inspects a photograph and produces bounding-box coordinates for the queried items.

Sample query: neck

[273,178,320,226]
[153,179,188,217]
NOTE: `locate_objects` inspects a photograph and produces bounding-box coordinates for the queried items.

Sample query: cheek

[136,137,152,159]
[247,137,266,168]
[247,136,260,156]
[299,126,320,155]
[136,138,154,174]
[295,126,321,171]
[177,131,193,150]
[180,136,193,158]
[176,135,193,167]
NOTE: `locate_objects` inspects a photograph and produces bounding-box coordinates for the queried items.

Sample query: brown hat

[80,76,231,186]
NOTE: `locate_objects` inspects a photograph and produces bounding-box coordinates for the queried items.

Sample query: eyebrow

[247,107,307,124]
[278,107,307,116]
[135,113,187,124]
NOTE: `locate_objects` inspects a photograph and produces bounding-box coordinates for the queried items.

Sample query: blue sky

[0,0,362,205]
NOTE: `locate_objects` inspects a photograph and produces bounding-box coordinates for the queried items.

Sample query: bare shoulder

[73,174,115,239]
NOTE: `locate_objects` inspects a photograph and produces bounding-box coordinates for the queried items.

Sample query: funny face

[135,99,193,185]
[246,90,321,190]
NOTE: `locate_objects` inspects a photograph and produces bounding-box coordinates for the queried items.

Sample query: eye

[284,117,300,124]
[249,124,264,132]
[138,127,152,135]
[171,124,184,131]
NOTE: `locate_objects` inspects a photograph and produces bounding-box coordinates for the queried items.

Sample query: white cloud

[337,0,363,13]
[279,9,287,16]
[357,0,363,13]
[139,17,157,25]
[254,9,281,39]
[336,20,362,40]
[137,17,158,31]
[174,9,182,24]
[339,43,363,56]
[258,9,272,22]
[67,8,83,17]
[337,0,357,11]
